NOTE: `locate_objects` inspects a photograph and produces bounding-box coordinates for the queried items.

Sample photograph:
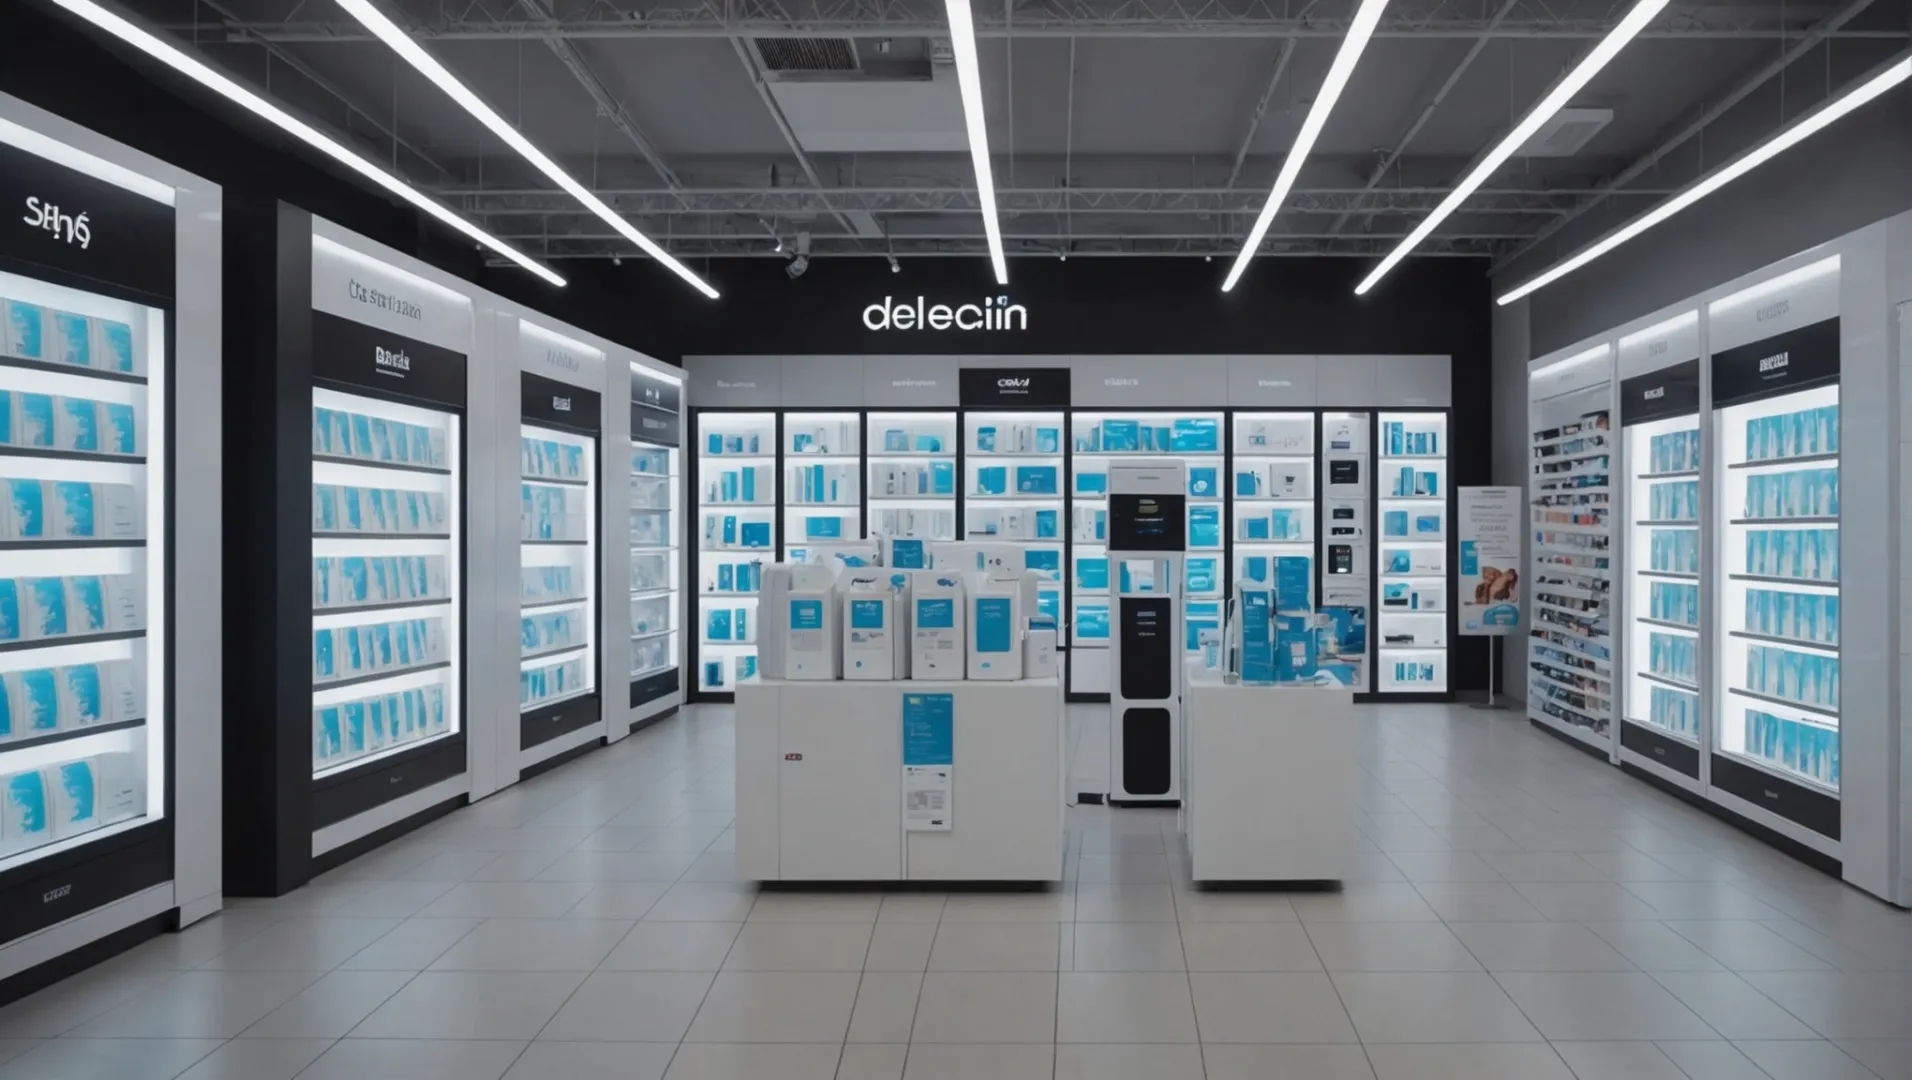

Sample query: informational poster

[902,692,954,831]
[1460,486,1523,634]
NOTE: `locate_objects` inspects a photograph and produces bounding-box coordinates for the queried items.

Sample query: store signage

[0,140,175,298]
[348,278,423,321]
[1458,487,1522,636]
[1711,317,1839,408]
[862,295,1028,332]
[312,309,467,408]
[1620,359,1699,426]
[631,369,682,448]
[523,370,601,434]
[958,366,1069,408]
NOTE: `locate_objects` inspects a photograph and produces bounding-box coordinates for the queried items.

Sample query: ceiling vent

[754,38,862,75]
[1519,107,1613,157]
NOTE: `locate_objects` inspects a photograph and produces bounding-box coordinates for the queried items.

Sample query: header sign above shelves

[0,140,175,299]
[958,366,1070,408]
[312,309,467,409]
[311,229,474,354]
[1621,359,1700,426]
[1711,318,1840,409]
[631,366,682,447]
[523,370,602,434]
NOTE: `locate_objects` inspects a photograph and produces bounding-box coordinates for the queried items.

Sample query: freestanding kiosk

[1107,461,1188,804]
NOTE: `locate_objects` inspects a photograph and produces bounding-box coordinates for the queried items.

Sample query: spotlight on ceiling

[888,255,900,274]
[786,254,810,280]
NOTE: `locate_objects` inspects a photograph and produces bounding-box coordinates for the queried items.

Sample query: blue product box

[69,576,105,633]
[1077,604,1110,640]
[1101,420,1139,452]
[1243,516,1271,540]
[5,302,44,360]
[8,479,44,538]
[806,516,842,539]
[707,608,733,641]
[18,393,52,447]
[96,320,135,373]
[1025,549,1061,576]
[1276,556,1311,611]
[1239,588,1275,683]
[1186,601,1220,650]
[1188,506,1221,548]
[1078,557,1109,591]
[1036,427,1060,454]
[1016,465,1059,494]
[27,577,65,637]
[1384,510,1408,538]
[61,398,99,452]
[51,312,90,366]
[740,521,771,548]
[975,426,997,453]
[0,580,16,642]
[1235,469,1263,497]
[930,461,955,494]
[1240,556,1269,582]
[1035,510,1059,539]
[1186,558,1217,593]
[1187,467,1217,498]
[977,466,1008,495]
[1038,589,1060,624]
[1076,471,1108,496]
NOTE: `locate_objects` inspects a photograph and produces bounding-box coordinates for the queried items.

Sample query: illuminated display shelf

[520,421,597,715]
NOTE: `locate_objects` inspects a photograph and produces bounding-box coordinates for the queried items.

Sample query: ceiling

[143,0,1911,271]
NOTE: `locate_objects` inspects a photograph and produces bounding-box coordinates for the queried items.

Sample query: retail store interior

[0,0,1910,1076]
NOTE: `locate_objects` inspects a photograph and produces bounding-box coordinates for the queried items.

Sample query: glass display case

[696,411,775,692]
[783,411,861,559]
[0,265,164,869]
[1376,411,1448,691]
[964,409,1065,630]
[867,410,957,549]
[518,418,595,718]
[629,427,678,695]
[1319,412,1370,691]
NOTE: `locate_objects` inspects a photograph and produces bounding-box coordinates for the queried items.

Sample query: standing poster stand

[1460,486,1523,709]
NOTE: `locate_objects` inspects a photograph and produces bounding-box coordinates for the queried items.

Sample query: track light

[1221,0,1392,292]
[332,0,718,299]
[1497,53,1912,306]
[1355,0,1670,296]
[47,0,562,286]
[888,255,900,274]
[943,0,1009,285]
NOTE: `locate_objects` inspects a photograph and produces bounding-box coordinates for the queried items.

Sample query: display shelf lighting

[1501,55,1909,306]
[943,0,1009,286]
[331,0,719,300]
[1354,0,1671,297]
[1222,0,1392,293]
[49,0,561,287]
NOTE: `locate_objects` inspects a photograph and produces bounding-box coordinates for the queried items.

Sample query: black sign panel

[0,140,175,299]
[631,369,682,414]
[1109,492,1188,552]
[312,309,467,409]
[631,404,681,447]
[522,371,602,435]
[1621,718,1700,778]
[1711,318,1839,409]
[958,367,1070,408]
[1620,359,1700,426]
[1119,599,1175,701]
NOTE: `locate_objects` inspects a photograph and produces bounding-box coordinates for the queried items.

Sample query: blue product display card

[1077,604,1110,639]
[1276,556,1312,611]
[64,664,102,725]
[9,479,43,538]
[903,693,955,766]
[19,668,57,731]
[1076,471,1108,496]
[806,516,842,539]
[1239,588,1274,683]
[916,598,955,629]
[1187,467,1218,498]
[52,312,89,366]
[1077,557,1109,591]
[977,465,1008,495]
[1187,558,1218,593]
[1101,420,1139,452]
[4,772,47,839]
[1384,510,1408,538]
[1035,427,1060,454]
[789,599,823,630]
[1243,516,1271,540]
[19,393,53,447]
[1241,556,1269,582]
[27,577,65,636]
[1170,418,1220,453]
[1035,510,1059,539]
[69,576,105,633]
[930,461,955,494]
[974,597,1013,653]
[741,521,771,548]
[0,579,16,641]
[1025,549,1061,575]
[1038,589,1060,624]
[851,599,885,629]
[1188,506,1221,548]
[61,399,98,452]
[707,608,733,640]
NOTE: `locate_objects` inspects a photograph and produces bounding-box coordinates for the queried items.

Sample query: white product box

[967,573,1024,681]
[910,570,967,679]
[761,563,841,680]
[842,571,912,680]
[1024,628,1058,679]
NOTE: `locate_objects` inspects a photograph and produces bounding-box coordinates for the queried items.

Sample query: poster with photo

[1460,487,1522,634]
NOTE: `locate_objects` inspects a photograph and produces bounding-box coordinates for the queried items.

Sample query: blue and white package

[6,479,44,539]
[1187,467,1217,498]
[50,312,90,367]
[4,301,46,361]
[1076,603,1110,640]
[16,668,59,735]
[0,580,16,643]
[1015,465,1058,494]
[1188,506,1221,548]
[1170,418,1219,453]
[93,320,136,374]
[1186,558,1218,594]
[18,393,53,447]
[61,664,105,727]
[24,577,66,638]
[2,770,52,856]
[57,398,100,453]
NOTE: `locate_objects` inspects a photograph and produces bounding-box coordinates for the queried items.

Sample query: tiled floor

[3,702,1911,1079]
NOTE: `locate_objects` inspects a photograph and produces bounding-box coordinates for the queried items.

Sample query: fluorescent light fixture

[1531,343,1610,378]
[1223,0,1393,292]
[49,0,562,287]
[332,0,718,299]
[943,0,1009,286]
[1502,58,1905,306]
[1355,0,1670,296]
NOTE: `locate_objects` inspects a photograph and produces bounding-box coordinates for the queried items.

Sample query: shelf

[1639,470,1701,480]
[869,494,956,502]
[521,595,589,613]
[0,627,144,655]
[630,586,673,599]
[1730,517,1839,526]
[1235,496,1314,504]
[1529,669,1612,705]
[314,532,450,541]
[1729,453,1839,470]
[699,591,760,599]
[1728,629,1838,654]
[0,354,146,385]
[1635,617,1699,634]
[785,453,858,462]
[1532,544,1609,560]
[1635,520,1699,528]
[0,446,146,466]
[698,502,775,510]
[960,536,1061,545]
[785,501,860,509]
[315,659,452,694]
[631,628,673,642]
[868,452,953,460]
[1639,569,1698,581]
[1535,597,1601,619]
[1532,519,1607,534]
[1720,748,1841,796]
[700,638,757,648]
[1379,454,1445,462]
[1381,537,1446,545]
[1727,573,1839,589]
[1532,447,1613,466]
[0,539,146,550]
[314,597,452,618]
[1381,572,1447,581]
[1728,686,1839,725]
[1532,579,1605,601]
[966,494,1063,503]
[1536,482,1611,494]
[522,643,589,665]
[0,716,145,756]
[314,453,448,476]
[521,538,590,547]
[520,687,594,715]
[1639,671,1699,693]
[520,474,589,489]
[1532,429,1611,450]
[1380,494,1444,503]
[1379,645,1447,654]
[702,546,777,554]
[1532,620,1609,646]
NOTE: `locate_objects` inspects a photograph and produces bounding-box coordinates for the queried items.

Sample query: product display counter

[1181,668,1356,883]
[736,676,1064,882]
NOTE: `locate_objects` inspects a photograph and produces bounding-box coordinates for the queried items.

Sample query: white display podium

[736,677,1065,882]
[1181,670,1358,884]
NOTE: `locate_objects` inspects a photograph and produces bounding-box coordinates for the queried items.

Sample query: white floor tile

[502,1041,677,1080]
[0,1038,223,1080]
[836,1043,908,1080]
[926,922,1061,972]
[1548,1041,1689,1079]
[664,1043,842,1080]
[1189,972,1358,1043]
[1055,972,1198,1043]
[901,1043,1052,1080]
[1445,921,1635,971]
[171,1037,334,1080]
[1492,971,1716,1040]
[538,971,716,1041]
[685,971,862,1043]
[908,972,1057,1044]
[66,970,323,1039]
[238,969,413,1038]
[722,922,874,971]
[1178,922,1319,972]
[600,921,743,971]
[1201,1043,1376,1080]
[1364,1042,1574,1080]
[1071,923,1188,972]
[265,1038,528,1080]
[347,971,586,1041]
[1053,1043,1205,1080]
[1732,1040,1884,1080]
[1331,972,1540,1043]
[1304,921,1480,972]
[429,918,635,971]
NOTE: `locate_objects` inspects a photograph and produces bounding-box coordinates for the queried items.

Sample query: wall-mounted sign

[311,309,466,408]
[631,367,682,448]
[1711,318,1839,408]
[523,370,601,434]
[958,366,1070,408]
[1620,359,1699,426]
[863,295,1028,332]
[0,140,175,298]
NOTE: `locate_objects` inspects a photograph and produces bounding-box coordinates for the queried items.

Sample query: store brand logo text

[864,295,1027,331]
[1759,352,1789,373]
[553,396,572,412]
[1643,386,1665,400]
[349,279,423,320]
[1756,299,1790,322]
[22,197,89,248]
[374,346,411,374]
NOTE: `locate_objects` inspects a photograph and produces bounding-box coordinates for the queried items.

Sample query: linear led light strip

[49,0,562,287]
[333,0,719,300]
[1222,0,1393,293]
[1354,0,1671,296]
[944,0,1008,285]
[1501,56,1911,305]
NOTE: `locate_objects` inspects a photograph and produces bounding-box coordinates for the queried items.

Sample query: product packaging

[967,571,1024,681]
[1024,627,1058,678]
[910,570,967,679]
[842,571,912,680]
[759,563,840,680]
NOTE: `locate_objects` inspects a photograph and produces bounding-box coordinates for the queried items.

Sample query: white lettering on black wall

[863,295,1029,332]
[23,197,90,248]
